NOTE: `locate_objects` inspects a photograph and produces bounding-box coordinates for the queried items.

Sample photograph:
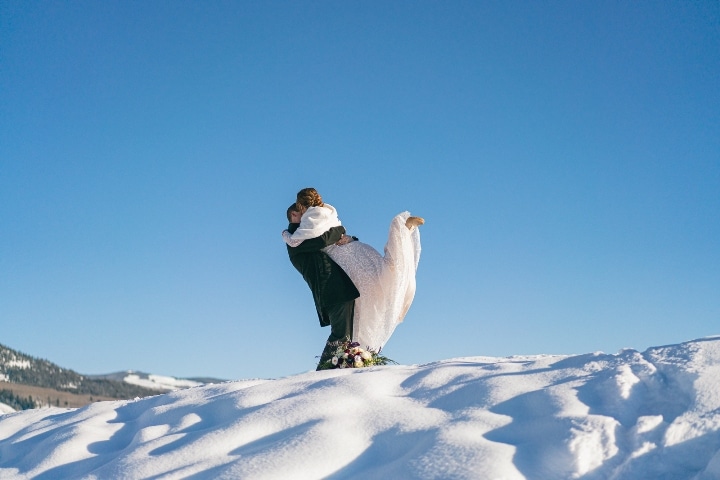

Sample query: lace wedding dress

[283,206,421,351]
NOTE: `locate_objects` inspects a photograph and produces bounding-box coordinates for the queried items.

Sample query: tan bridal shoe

[405,216,425,229]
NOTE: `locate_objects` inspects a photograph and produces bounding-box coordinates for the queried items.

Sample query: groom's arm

[287,224,346,253]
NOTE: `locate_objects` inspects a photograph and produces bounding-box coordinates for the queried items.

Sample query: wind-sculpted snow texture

[1,337,719,479]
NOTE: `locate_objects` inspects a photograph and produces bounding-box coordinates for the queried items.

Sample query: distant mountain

[88,371,227,392]
[0,343,223,412]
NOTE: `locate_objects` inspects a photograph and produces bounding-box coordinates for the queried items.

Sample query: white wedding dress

[283,205,421,351]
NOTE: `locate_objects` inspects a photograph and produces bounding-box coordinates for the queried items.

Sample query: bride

[283,188,423,352]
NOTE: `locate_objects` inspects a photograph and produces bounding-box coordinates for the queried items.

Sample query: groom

[285,204,360,369]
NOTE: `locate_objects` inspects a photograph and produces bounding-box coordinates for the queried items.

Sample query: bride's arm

[282,230,304,247]
[288,226,346,253]
[282,226,349,247]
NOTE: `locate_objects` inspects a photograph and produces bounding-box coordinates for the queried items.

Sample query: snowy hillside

[1,337,719,479]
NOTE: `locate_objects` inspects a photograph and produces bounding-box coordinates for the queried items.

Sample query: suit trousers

[317,300,355,369]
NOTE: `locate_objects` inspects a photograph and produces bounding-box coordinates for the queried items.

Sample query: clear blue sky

[2,1,718,380]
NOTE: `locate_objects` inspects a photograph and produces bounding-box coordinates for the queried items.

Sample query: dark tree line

[0,389,36,411]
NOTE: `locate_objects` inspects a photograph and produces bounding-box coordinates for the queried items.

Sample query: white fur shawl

[283,204,342,246]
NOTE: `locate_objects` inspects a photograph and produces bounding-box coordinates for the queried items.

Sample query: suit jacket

[286,223,360,327]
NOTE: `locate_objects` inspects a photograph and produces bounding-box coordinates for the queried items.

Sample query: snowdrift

[1,337,720,479]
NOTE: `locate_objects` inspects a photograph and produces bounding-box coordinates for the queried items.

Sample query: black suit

[286,223,360,367]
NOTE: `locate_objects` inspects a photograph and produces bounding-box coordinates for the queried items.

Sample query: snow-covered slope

[1,337,719,479]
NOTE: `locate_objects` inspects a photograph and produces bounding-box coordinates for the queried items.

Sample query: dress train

[323,212,421,351]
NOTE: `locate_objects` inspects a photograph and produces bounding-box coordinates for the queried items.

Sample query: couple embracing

[283,187,423,369]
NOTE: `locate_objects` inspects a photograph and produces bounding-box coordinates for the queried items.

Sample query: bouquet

[318,338,396,370]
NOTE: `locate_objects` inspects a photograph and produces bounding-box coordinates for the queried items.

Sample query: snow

[1,337,720,479]
[4,360,31,370]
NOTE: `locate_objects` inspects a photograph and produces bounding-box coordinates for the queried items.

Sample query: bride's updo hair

[296,187,324,209]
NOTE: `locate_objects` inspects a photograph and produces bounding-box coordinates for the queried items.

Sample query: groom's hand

[335,234,352,246]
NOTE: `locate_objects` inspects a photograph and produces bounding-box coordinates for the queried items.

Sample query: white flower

[360,351,373,360]
[331,357,338,365]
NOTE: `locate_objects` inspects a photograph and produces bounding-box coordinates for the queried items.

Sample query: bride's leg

[380,212,420,322]
[384,212,419,269]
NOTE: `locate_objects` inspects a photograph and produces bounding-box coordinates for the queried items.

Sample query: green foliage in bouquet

[318,338,396,370]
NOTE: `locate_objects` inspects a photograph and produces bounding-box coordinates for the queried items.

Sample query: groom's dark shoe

[406,216,425,229]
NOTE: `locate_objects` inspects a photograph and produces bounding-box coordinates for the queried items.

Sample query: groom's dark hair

[287,203,300,222]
